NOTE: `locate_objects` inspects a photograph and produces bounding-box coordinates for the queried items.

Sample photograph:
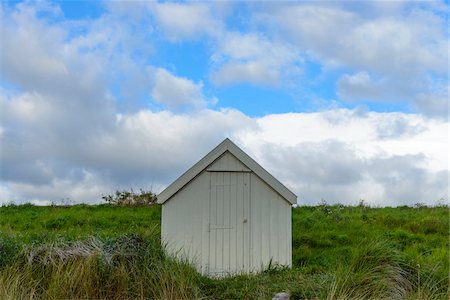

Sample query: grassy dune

[0,204,448,299]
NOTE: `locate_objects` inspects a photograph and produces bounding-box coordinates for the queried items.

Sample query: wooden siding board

[243,172,250,273]
[236,173,244,270]
[163,171,209,270]
[201,171,209,274]
[262,182,269,267]
[281,201,288,265]
[248,174,291,271]
[211,173,217,272]
[270,195,276,261]
[207,151,251,172]
[231,173,237,271]
[287,205,292,266]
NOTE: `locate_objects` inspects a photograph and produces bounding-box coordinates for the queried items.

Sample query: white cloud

[235,110,448,205]
[337,72,383,100]
[338,71,449,119]
[254,141,447,206]
[211,32,302,86]
[215,32,291,62]
[238,109,448,172]
[151,68,215,111]
[412,85,449,119]
[0,106,255,204]
[337,71,412,102]
[0,184,15,205]
[148,4,304,87]
[150,3,222,41]
[1,99,448,206]
[1,3,68,91]
[90,108,253,179]
[267,4,357,62]
[259,3,448,115]
[268,3,447,76]
[212,62,279,86]
[4,171,106,205]
[0,2,448,207]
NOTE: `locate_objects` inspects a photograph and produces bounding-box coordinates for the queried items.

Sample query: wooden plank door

[208,171,250,276]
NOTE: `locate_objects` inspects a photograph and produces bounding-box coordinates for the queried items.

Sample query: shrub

[102,189,156,206]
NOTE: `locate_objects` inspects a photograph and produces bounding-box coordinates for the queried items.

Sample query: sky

[0,1,448,206]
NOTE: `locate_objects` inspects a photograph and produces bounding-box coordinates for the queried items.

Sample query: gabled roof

[157,138,297,205]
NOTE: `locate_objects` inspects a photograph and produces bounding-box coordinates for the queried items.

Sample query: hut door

[208,171,250,275]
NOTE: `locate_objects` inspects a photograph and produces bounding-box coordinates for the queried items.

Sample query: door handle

[243,218,248,223]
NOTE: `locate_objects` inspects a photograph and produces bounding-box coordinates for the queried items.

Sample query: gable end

[157,138,297,205]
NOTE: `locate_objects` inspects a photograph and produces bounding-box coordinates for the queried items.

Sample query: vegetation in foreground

[0,203,448,299]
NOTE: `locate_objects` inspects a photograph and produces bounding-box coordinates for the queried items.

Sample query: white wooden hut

[157,138,296,276]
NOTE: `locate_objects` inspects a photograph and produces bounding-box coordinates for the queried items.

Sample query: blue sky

[0,1,448,206]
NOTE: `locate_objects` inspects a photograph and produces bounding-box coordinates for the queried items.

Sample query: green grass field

[0,203,448,299]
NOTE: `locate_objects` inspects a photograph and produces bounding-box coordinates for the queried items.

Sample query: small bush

[102,189,156,206]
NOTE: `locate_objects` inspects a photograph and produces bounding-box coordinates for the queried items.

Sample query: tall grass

[0,232,202,299]
[1,235,447,299]
[328,240,411,299]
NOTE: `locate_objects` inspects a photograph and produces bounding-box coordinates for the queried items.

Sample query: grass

[0,203,161,243]
[0,203,448,299]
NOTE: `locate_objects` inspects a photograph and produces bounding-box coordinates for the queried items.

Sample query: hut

[157,138,296,276]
